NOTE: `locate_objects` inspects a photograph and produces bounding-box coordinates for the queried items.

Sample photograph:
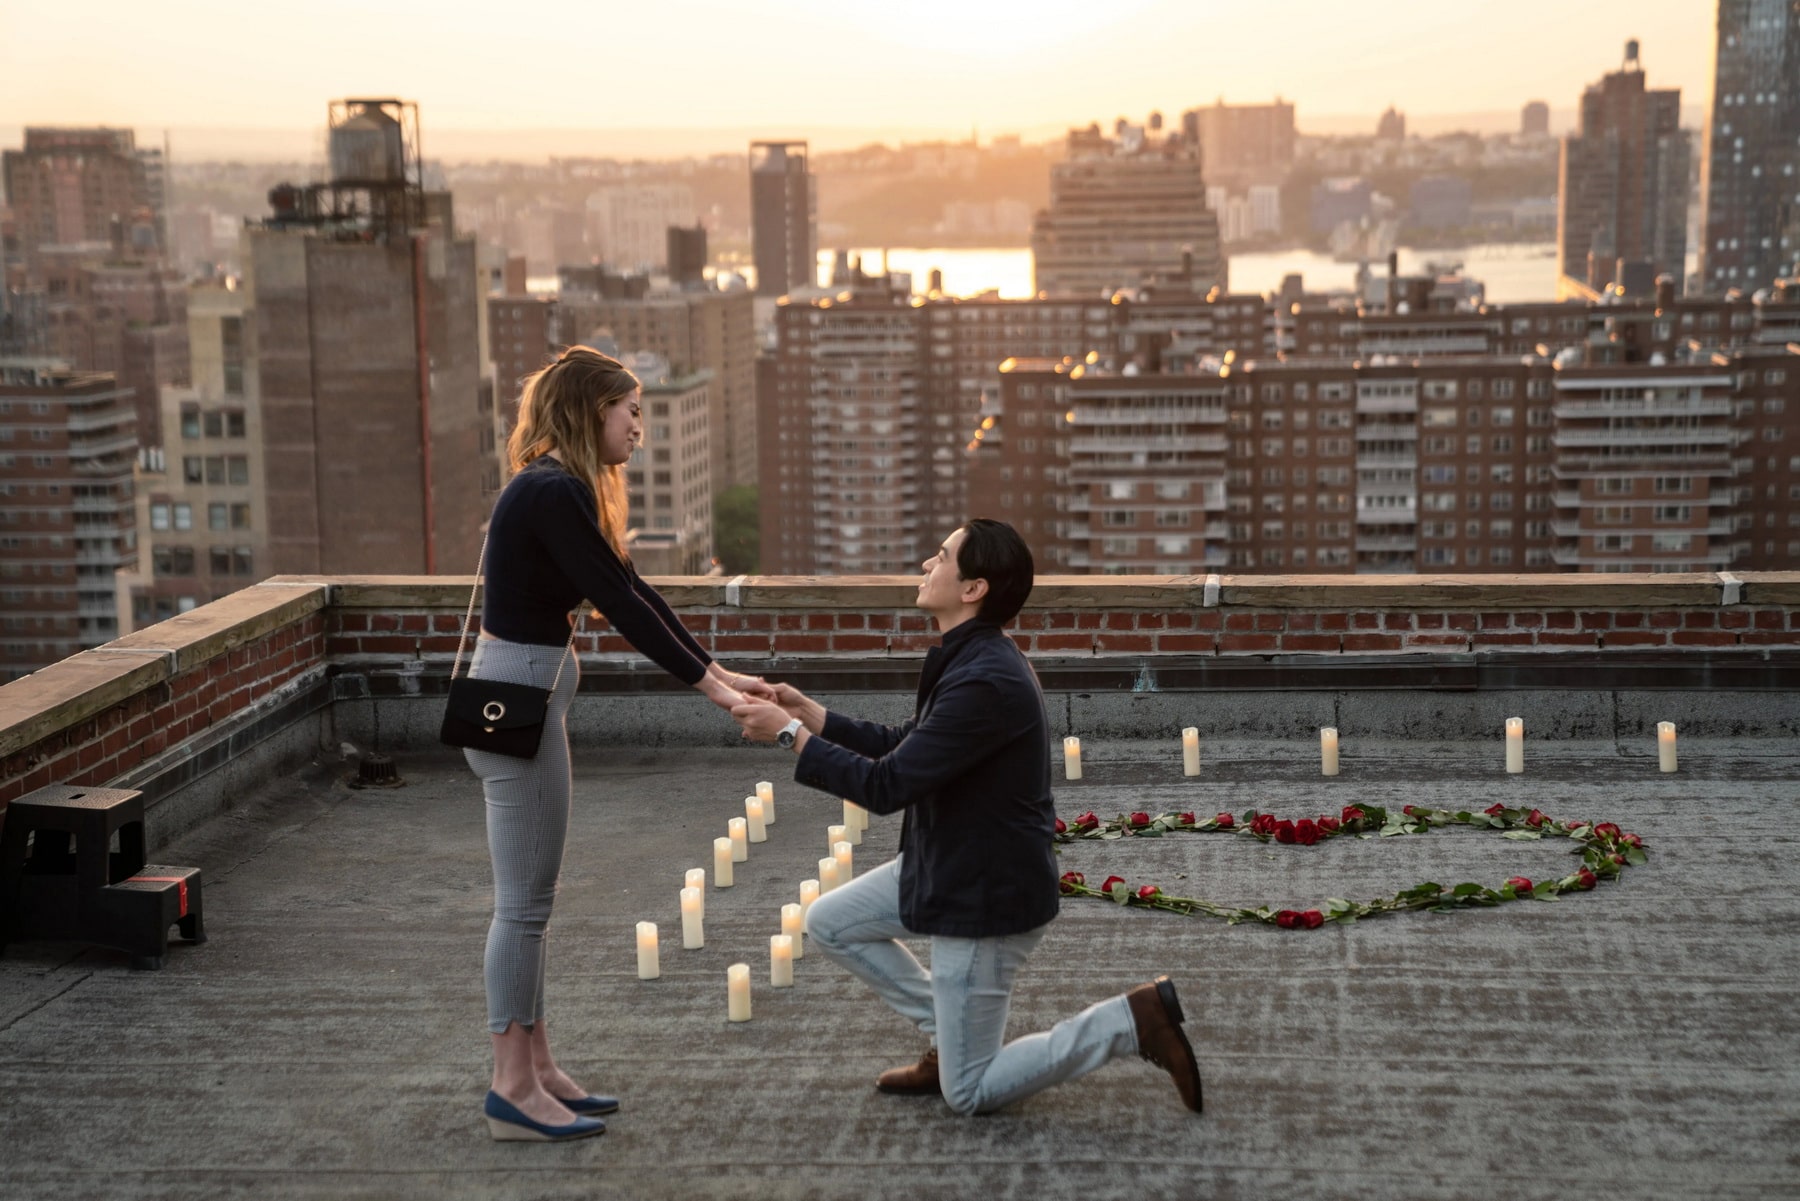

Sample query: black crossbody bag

[439,536,578,759]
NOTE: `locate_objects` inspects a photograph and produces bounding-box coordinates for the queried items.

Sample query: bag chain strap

[450,534,580,690]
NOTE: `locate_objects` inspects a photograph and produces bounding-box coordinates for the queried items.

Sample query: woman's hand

[696,674,745,713]
[709,663,777,702]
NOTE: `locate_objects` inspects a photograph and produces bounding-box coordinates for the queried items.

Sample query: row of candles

[1063,719,1682,778]
[633,781,873,1022]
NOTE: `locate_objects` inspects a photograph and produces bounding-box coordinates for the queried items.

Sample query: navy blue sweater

[794,619,1059,938]
[478,457,711,686]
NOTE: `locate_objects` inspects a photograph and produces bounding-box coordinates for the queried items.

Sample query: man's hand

[732,698,796,744]
[768,682,827,733]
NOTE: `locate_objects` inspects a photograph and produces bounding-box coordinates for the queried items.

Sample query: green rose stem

[1053,804,1647,928]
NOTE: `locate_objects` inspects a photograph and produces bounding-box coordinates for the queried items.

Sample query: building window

[180,406,201,439]
[172,503,193,531]
[150,503,170,531]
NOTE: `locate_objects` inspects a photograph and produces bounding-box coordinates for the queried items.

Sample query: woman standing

[465,347,762,1141]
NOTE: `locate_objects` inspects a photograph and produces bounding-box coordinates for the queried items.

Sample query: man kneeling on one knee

[731,519,1203,1116]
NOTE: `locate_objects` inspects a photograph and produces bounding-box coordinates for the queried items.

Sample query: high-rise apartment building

[622,354,713,575]
[488,293,557,407]
[0,363,137,680]
[245,99,492,576]
[750,142,815,298]
[1697,0,1800,293]
[768,271,1800,576]
[557,269,756,491]
[1180,100,1296,184]
[760,276,921,574]
[120,283,265,627]
[2,128,164,268]
[1032,120,1226,298]
[585,184,695,272]
[1556,40,1688,296]
[1522,101,1552,137]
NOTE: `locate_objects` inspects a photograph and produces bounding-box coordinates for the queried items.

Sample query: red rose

[1593,822,1622,841]
[1300,910,1324,929]
[1274,820,1296,844]
[1293,819,1319,846]
[1054,818,1067,834]
[1526,809,1547,828]
[1129,811,1151,827]
[1505,876,1534,894]
[1403,804,1417,816]
[1341,805,1366,823]
[1058,871,1085,894]
[1100,875,1127,894]
[1621,832,1642,848]
[1574,869,1598,890]
[1177,812,1196,826]
[1484,802,1506,816]
[1136,884,1161,900]
[1318,816,1341,833]
[1275,910,1301,929]
[1214,812,1234,829]
[1563,819,1585,831]
[1610,854,1626,866]
[1251,814,1276,836]
[1074,811,1099,830]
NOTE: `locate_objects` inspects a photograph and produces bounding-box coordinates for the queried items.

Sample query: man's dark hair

[956,517,1035,626]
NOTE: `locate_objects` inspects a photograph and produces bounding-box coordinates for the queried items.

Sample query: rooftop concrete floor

[2,735,1798,1200]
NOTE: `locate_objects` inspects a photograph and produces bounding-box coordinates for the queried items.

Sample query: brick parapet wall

[3,571,1799,810]
[320,572,1800,662]
[0,583,328,808]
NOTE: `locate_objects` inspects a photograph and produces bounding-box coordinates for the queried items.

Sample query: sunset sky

[1,0,1718,157]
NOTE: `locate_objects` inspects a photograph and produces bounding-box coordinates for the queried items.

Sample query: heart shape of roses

[1051,803,1647,929]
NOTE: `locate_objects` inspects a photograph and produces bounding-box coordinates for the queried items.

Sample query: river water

[820,243,1569,304]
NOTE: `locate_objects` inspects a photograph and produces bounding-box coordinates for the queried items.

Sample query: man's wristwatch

[775,718,804,749]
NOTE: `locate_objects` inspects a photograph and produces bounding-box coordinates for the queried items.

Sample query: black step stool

[0,784,205,970]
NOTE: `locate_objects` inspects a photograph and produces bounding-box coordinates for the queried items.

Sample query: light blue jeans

[805,856,1139,1114]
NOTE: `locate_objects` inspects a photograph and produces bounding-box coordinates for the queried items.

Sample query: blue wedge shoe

[483,1090,606,1142]
[553,1093,621,1116]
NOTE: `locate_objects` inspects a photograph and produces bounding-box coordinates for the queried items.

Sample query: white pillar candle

[799,879,820,923]
[770,934,794,988]
[1320,727,1340,776]
[851,799,869,831]
[713,837,735,887]
[827,823,847,854]
[781,902,804,959]
[686,868,705,919]
[635,921,660,980]
[819,857,841,893]
[1063,735,1083,779]
[745,795,768,843]
[833,839,853,883]
[1181,727,1200,777]
[728,817,748,863]
[727,963,751,1022]
[1658,721,1678,772]
[1505,717,1525,774]
[842,799,864,845]
[756,780,775,825]
[680,886,704,949]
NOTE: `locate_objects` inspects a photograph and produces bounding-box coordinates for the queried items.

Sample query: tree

[713,485,758,574]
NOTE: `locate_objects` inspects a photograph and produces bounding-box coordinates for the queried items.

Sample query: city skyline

[1,1,1716,160]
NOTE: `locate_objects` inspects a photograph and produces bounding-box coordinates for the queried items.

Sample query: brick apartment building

[0,363,136,680]
[765,271,1800,576]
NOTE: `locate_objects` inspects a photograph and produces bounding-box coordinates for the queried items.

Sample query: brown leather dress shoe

[1125,976,1203,1113]
[875,1048,940,1095]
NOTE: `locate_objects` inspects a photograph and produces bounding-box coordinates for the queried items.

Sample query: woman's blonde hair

[507,346,640,559]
